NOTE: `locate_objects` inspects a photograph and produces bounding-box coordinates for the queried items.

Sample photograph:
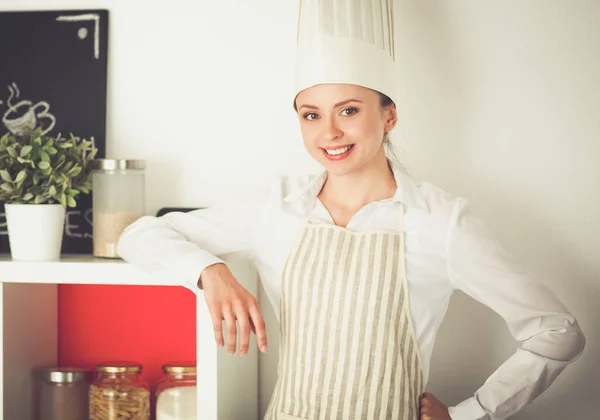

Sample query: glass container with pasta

[89,361,150,420]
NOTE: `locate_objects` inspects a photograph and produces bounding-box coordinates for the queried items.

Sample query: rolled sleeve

[448,397,489,420]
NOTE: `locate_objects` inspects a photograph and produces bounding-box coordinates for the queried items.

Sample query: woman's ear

[384,103,398,132]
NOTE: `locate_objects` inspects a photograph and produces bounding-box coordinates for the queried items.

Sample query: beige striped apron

[264,204,424,420]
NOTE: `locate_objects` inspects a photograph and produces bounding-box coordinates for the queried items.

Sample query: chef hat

[293,0,400,106]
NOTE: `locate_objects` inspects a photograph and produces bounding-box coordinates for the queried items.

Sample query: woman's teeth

[325,145,353,155]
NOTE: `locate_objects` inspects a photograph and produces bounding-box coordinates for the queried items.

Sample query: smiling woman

[295,85,396,175]
[294,90,401,168]
[116,0,586,419]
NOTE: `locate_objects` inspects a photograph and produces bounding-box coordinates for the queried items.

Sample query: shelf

[0,255,260,420]
[0,254,176,286]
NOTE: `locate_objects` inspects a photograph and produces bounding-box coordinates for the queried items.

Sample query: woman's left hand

[420,392,451,420]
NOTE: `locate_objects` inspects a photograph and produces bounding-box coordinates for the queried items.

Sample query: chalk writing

[1,83,56,136]
[65,208,94,239]
[78,27,88,40]
[56,13,101,59]
[0,212,6,236]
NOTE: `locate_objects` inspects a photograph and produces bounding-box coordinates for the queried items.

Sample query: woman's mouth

[322,144,355,160]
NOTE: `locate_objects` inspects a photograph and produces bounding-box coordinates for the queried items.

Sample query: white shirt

[117,166,585,420]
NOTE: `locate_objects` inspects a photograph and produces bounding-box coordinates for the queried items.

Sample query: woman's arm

[445,198,586,420]
[117,187,270,289]
[116,186,273,355]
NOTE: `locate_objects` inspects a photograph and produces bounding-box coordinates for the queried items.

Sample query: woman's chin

[322,160,359,177]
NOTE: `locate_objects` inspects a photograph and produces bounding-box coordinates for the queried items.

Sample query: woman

[117,1,585,419]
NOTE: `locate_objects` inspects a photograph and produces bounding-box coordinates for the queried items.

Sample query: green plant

[0,128,98,207]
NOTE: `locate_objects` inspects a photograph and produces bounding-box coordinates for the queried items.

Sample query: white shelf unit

[0,254,260,420]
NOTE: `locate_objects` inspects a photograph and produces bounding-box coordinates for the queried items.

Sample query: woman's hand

[420,392,451,420]
[199,263,268,356]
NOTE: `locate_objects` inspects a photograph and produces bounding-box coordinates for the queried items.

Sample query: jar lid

[162,362,196,375]
[91,159,146,171]
[38,367,94,383]
[96,361,142,374]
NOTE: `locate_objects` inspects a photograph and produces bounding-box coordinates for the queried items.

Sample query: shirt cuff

[448,397,490,420]
[162,249,225,290]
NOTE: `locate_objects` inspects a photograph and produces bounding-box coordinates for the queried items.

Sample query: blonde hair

[383,132,409,173]
[380,93,409,174]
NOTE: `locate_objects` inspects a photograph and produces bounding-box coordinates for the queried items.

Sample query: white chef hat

[293,0,400,106]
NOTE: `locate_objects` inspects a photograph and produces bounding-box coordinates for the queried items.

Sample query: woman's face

[295,84,397,176]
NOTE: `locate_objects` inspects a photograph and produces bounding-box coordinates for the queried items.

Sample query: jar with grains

[37,367,93,420]
[155,362,197,420]
[89,361,150,420]
[91,159,145,258]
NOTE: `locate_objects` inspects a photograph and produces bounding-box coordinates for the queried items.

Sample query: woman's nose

[322,116,343,141]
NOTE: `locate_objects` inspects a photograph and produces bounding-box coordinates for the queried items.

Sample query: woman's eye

[341,107,358,116]
[303,112,319,120]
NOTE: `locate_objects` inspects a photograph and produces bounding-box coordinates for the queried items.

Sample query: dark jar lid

[38,367,94,384]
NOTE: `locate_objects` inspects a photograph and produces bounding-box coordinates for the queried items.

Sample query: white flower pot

[4,203,66,261]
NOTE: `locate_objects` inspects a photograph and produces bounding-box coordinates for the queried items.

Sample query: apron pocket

[279,412,308,420]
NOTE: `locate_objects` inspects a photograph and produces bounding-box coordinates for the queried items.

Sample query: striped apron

[264,204,424,420]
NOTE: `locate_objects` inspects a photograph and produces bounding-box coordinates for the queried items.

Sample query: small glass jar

[89,361,150,420]
[91,159,146,258]
[155,362,197,420]
[37,367,93,420]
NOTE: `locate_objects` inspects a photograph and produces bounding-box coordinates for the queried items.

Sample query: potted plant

[0,128,97,261]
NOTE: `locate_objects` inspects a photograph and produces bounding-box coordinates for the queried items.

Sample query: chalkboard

[0,10,109,254]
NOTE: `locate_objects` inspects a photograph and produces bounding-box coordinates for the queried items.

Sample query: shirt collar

[283,161,429,213]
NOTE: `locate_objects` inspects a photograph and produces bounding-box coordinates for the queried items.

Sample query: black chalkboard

[0,10,109,254]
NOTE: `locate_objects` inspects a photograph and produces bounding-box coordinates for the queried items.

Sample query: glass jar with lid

[155,362,197,420]
[37,367,93,420]
[89,361,150,420]
[91,159,146,258]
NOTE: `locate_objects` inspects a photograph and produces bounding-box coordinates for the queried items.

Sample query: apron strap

[398,202,405,231]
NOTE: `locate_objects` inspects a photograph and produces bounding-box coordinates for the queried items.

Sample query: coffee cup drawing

[1,83,56,136]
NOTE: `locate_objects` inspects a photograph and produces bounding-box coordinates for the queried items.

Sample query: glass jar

[155,363,197,420]
[37,367,93,420]
[89,361,150,420]
[91,159,146,258]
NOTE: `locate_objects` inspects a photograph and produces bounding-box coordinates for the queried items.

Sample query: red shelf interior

[58,284,196,386]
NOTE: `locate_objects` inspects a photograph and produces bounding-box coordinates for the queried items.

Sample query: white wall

[2,0,598,418]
